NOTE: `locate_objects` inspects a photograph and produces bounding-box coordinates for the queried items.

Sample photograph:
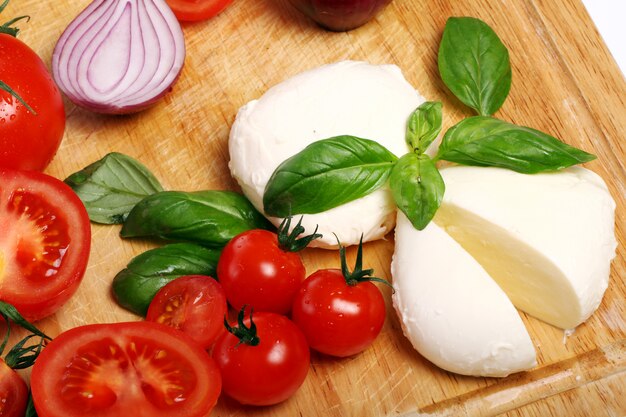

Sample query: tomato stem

[3,334,48,369]
[224,306,260,347]
[0,301,51,369]
[0,80,37,114]
[277,216,322,252]
[0,0,36,112]
[0,0,28,37]
[336,235,394,290]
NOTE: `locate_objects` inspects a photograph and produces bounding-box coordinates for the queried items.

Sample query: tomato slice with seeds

[30,321,222,417]
[0,169,90,321]
[146,275,227,349]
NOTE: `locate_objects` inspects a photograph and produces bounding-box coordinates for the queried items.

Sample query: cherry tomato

[217,218,319,315]
[0,169,90,321]
[165,0,233,22]
[0,34,65,171]
[30,321,222,417]
[146,275,227,349]
[212,309,310,406]
[291,240,387,357]
[0,359,28,417]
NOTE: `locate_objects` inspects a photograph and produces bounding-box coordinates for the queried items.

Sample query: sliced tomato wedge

[30,321,222,417]
[0,169,90,321]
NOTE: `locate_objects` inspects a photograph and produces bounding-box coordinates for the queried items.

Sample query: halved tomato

[146,275,227,349]
[0,359,28,417]
[30,321,222,417]
[0,169,90,321]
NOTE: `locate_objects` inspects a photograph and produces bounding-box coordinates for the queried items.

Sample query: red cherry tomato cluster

[210,219,390,405]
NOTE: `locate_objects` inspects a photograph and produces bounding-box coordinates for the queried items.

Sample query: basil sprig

[436,117,596,173]
[262,16,596,232]
[121,190,273,247]
[263,135,398,217]
[438,17,511,116]
[65,152,163,224]
[262,103,445,230]
[112,243,220,316]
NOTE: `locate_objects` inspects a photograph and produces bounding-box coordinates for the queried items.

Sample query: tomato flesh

[31,322,221,417]
[0,359,28,417]
[8,188,71,280]
[0,169,90,321]
[165,0,233,22]
[146,275,227,349]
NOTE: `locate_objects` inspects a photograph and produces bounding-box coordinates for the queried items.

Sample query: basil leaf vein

[438,16,512,116]
[436,116,596,173]
[120,190,273,247]
[263,135,398,217]
[65,152,163,224]
[406,101,443,153]
[390,154,444,230]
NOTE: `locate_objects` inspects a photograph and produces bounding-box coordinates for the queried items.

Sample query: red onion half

[52,0,186,114]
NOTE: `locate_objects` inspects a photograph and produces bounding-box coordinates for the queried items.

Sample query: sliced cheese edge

[392,212,537,377]
[436,166,617,330]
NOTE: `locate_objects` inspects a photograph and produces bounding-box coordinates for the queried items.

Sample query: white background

[582,0,626,76]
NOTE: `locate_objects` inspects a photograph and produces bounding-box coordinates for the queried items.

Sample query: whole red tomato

[212,308,310,406]
[166,0,233,22]
[217,217,320,314]
[0,25,65,171]
[0,359,28,417]
[291,238,388,357]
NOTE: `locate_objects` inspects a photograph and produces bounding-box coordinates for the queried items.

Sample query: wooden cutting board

[5,0,625,415]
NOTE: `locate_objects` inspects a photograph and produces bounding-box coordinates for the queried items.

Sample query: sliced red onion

[52,0,186,114]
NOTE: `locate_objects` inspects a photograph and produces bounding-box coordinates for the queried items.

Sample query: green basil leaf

[121,190,273,247]
[263,135,398,217]
[65,152,163,224]
[390,153,445,230]
[406,101,442,153]
[437,116,596,173]
[438,17,512,116]
[112,243,220,316]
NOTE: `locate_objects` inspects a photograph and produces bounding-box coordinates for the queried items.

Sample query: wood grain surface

[4,0,625,416]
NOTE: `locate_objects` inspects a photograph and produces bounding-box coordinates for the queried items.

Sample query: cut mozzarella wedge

[436,166,617,330]
[229,60,425,248]
[392,214,537,377]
